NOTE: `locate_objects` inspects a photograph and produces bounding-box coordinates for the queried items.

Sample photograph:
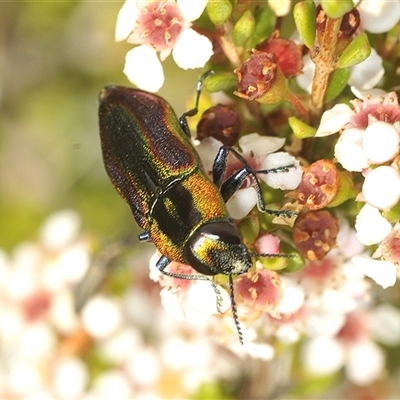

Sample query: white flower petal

[238,133,284,156]
[315,103,353,137]
[362,121,400,163]
[260,152,302,190]
[177,0,208,22]
[355,203,392,245]
[351,255,396,288]
[334,128,369,172]
[124,45,164,92]
[195,137,223,177]
[268,0,291,16]
[226,186,258,219]
[369,304,400,346]
[40,209,80,250]
[241,341,275,360]
[115,0,139,42]
[302,336,345,375]
[81,295,123,339]
[172,28,213,69]
[362,165,400,209]
[346,340,385,385]
[53,357,88,399]
[358,0,400,33]
[321,289,357,314]
[306,313,346,337]
[278,277,305,315]
[348,48,384,90]
[296,55,314,93]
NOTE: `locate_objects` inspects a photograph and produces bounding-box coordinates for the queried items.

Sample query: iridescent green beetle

[98,72,296,341]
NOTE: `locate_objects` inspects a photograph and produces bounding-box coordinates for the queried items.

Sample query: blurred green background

[0,1,201,250]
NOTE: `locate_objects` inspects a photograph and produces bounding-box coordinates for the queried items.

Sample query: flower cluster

[107,0,400,395]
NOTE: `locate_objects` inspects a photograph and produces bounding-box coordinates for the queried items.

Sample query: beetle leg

[178,70,215,138]
[156,255,171,271]
[214,146,297,217]
[138,232,152,242]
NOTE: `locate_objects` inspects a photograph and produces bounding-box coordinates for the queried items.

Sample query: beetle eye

[184,221,252,276]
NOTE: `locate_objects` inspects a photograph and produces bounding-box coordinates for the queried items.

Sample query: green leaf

[206,0,232,25]
[203,72,237,92]
[252,6,276,45]
[324,67,351,102]
[293,1,316,49]
[320,0,354,19]
[289,116,317,139]
[233,10,255,47]
[336,33,371,69]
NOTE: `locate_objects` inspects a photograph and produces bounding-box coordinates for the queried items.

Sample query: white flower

[348,48,384,90]
[115,0,212,92]
[356,0,400,34]
[315,103,353,137]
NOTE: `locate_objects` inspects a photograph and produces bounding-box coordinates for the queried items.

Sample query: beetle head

[184,221,252,276]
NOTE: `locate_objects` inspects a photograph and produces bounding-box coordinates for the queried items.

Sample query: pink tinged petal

[315,103,353,137]
[355,204,392,245]
[278,277,305,315]
[302,336,345,375]
[115,0,140,42]
[358,0,400,33]
[362,166,400,209]
[345,340,385,386]
[349,49,384,90]
[124,45,164,92]
[226,186,258,219]
[172,28,213,69]
[239,133,284,156]
[260,152,302,190]
[351,255,396,288]
[369,304,400,346]
[362,121,400,163]
[334,128,369,171]
[177,0,208,22]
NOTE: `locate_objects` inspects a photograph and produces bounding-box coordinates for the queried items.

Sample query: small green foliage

[289,116,317,139]
[324,67,351,102]
[238,215,260,244]
[326,171,358,208]
[336,33,371,69]
[206,0,233,25]
[233,10,255,47]
[320,0,354,19]
[252,6,276,46]
[293,1,316,49]
[203,71,237,92]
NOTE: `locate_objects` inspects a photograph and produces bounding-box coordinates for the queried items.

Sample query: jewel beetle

[98,72,296,341]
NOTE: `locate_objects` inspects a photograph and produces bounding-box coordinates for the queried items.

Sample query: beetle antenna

[249,253,298,259]
[229,274,243,345]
